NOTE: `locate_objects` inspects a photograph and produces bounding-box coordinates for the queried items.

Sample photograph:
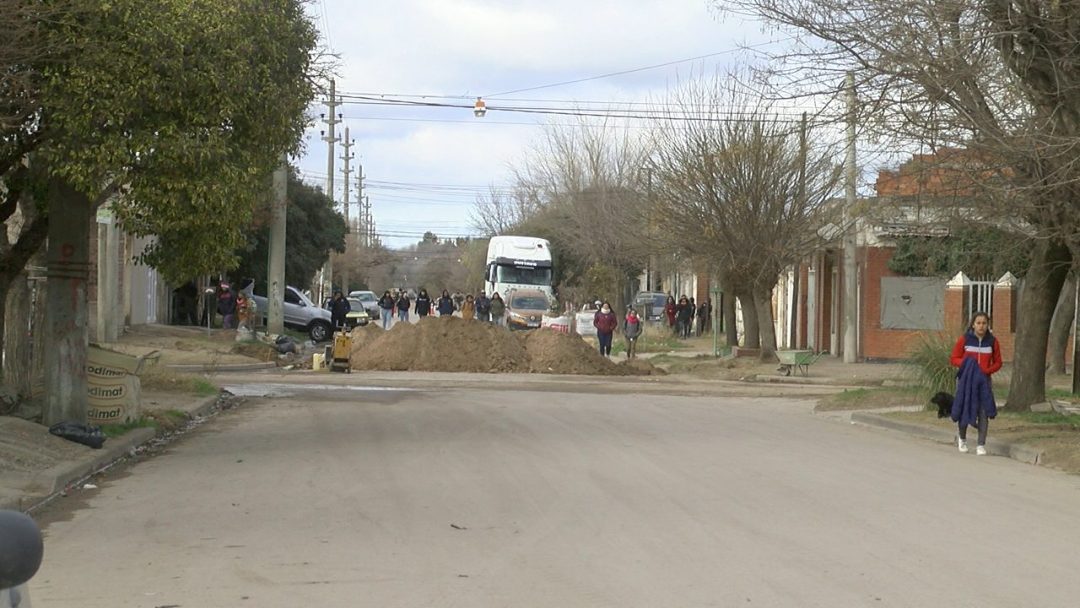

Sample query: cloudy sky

[297,1,787,248]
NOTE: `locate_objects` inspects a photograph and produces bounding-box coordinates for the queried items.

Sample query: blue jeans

[398,310,409,322]
[381,309,392,329]
[597,332,613,356]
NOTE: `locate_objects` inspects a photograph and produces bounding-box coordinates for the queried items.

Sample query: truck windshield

[496,265,551,286]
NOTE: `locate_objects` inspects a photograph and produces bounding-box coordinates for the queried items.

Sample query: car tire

[309,320,332,342]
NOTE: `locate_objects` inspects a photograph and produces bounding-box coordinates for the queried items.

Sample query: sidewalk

[0,391,224,513]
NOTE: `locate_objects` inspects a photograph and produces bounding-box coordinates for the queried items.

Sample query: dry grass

[815,386,925,411]
[139,366,218,396]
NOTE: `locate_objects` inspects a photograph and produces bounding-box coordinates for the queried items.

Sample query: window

[284,289,301,305]
[496,265,552,286]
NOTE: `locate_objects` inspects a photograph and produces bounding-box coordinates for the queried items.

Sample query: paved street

[30,379,1080,607]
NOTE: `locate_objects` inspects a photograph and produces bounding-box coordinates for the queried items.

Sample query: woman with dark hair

[378,290,395,330]
[949,311,1003,455]
[593,301,618,357]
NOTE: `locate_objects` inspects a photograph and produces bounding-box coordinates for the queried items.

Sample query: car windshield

[636,294,667,309]
[351,293,376,302]
[511,296,549,310]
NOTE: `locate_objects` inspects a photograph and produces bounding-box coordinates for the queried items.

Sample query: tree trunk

[43,179,92,425]
[3,275,32,398]
[1007,238,1072,410]
[739,292,760,349]
[1047,272,1076,375]
[755,286,778,362]
[723,291,737,348]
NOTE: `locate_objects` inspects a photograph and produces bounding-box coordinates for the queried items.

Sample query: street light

[473,97,487,118]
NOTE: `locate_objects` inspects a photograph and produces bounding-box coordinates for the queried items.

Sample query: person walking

[396,291,411,324]
[663,295,677,334]
[378,290,395,330]
[415,289,432,318]
[623,307,643,359]
[437,290,455,316]
[697,297,711,336]
[676,296,693,338]
[593,301,618,357]
[329,290,351,330]
[460,294,476,320]
[949,311,1003,455]
[490,292,506,327]
[475,292,491,322]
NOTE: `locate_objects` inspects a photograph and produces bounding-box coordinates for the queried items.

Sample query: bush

[905,331,956,402]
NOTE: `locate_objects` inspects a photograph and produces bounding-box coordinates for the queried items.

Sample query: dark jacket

[330,297,351,327]
[415,294,432,316]
[396,295,411,312]
[490,296,505,317]
[475,295,491,315]
[437,296,455,316]
[378,295,395,311]
[951,357,997,427]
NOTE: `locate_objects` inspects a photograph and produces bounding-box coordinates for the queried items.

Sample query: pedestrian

[437,289,455,316]
[676,296,693,338]
[593,300,618,357]
[623,307,642,359]
[697,297,711,336]
[475,292,491,322]
[452,291,465,311]
[330,290,351,330]
[490,292,506,327]
[663,295,677,333]
[949,311,1003,455]
[378,290,395,330]
[217,282,236,329]
[688,297,697,337]
[396,290,411,323]
[461,294,476,320]
[415,288,432,318]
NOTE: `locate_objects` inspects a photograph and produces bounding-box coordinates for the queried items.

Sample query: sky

[296,0,795,249]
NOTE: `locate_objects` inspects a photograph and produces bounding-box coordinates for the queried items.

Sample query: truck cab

[485,236,554,300]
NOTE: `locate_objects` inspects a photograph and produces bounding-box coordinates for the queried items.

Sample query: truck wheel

[309,321,331,342]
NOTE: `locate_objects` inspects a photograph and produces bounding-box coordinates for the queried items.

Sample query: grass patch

[1046,388,1080,403]
[1004,411,1080,429]
[815,386,924,411]
[100,417,157,438]
[100,409,190,438]
[139,365,219,395]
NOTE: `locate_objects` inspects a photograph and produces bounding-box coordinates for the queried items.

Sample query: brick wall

[860,247,929,360]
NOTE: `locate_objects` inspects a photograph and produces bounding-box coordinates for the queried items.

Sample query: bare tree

[649,74,842,360]
[722,0,1080,405]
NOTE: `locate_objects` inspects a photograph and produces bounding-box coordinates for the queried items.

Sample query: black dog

[931,391,954,419]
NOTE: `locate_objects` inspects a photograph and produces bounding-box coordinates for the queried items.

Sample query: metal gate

[965,277,995,322]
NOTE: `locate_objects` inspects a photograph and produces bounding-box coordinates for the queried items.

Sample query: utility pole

[267,153,288,335]
[340,128,354,294]
[843,73,858,363]
[792,112,807,350]
[364,196,373,247]
[319,78,340,303]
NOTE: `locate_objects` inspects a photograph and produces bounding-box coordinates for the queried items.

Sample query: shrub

[905,331,956,402]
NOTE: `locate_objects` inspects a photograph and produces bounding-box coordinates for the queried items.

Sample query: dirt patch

[616,358,668,376]
[349,324,386,358]
[520,329,626,376]
[352,316,530,373]
[231,341,277,362]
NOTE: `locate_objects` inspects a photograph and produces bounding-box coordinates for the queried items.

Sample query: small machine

[329,328,352,373]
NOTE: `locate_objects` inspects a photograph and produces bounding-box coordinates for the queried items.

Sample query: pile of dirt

[520,329,627,375]
[351,316,530,373]
[349,324,386,357]
[616,358,667,376]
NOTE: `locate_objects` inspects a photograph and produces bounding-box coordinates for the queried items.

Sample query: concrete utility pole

[319,79,341,303]
[339,128,354,294]
[843,72,858,363]
[355,164,365,241]
[267,154,288,335]
[363,196,373,247]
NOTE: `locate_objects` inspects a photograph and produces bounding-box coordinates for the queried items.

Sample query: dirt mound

[520,329,628,376]
[349,324,385,357]
[616,358,668,376]
[352,316,530,373]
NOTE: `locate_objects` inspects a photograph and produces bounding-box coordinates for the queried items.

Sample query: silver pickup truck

[251,286,334,342]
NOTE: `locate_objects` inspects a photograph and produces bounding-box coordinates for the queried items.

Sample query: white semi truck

[484,236,554,301]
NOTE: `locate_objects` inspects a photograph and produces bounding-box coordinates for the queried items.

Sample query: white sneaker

[958,438,968,453]
[976,445,987,456]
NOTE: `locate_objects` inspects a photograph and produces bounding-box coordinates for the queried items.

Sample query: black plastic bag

[274,335,297,354]
[48,421,106,449]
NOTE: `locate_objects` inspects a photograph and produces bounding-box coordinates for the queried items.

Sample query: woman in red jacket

[593,301,618,357]
[663,295,677,333]
[949,311,1002,455]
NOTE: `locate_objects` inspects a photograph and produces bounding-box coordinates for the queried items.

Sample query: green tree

[232,169,346,292]
[4,0,322,423]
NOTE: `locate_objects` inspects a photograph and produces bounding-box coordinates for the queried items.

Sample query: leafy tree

[232,169,346,292]
[887,227,1032,279]
[3,0,322,423]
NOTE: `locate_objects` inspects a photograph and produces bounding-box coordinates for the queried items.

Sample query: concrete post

[267,155,287,335]
[44,179,91,425]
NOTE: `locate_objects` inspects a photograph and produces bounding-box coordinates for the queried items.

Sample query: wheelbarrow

[776,349,822,376]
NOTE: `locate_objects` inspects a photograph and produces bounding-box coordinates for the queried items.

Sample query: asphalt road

[29,379,1080,607]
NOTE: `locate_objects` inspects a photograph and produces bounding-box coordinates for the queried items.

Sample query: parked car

[634,291,668,322]
[252,285,334,342]
[344,298,371,329]
[505,289,553,331]
[348,290,381,319]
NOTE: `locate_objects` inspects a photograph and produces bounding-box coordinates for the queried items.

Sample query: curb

[166,362,276,373]
[850,412,1043,465]
[9,394,223,513]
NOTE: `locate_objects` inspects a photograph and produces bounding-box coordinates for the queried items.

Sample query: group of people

[662,295,711,338]
[590,300,644,359]
[205,279,256,331]
[373,288,508,330]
